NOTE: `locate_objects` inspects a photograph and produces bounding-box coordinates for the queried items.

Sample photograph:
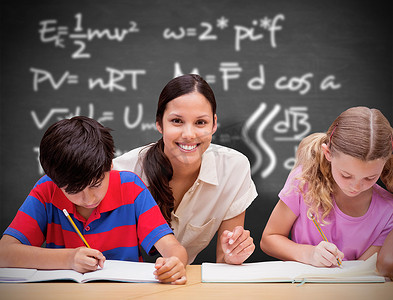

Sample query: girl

[260,106,393,267]
[114,74,257,264]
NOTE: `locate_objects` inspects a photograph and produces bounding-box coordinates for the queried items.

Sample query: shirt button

[85,226,90,231]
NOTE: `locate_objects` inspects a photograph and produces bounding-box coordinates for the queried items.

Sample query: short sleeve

[113,147,143,171]
[113,146,151,185]
[3,176,51,246]
[223,154,258,220]
[371,190,393,246]
[374,218,393,246]
[278,167,304,217]
[131,176,173,254]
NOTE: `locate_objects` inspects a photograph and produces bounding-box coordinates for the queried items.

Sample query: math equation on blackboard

[28,11,344,179]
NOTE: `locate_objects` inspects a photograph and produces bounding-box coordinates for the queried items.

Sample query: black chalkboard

[1,0,392,264]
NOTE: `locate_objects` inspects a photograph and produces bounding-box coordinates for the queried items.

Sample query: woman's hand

[220,226,255,265]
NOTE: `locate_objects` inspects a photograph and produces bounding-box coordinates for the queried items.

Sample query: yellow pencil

[310,214,342,266]
[63,208,91,248]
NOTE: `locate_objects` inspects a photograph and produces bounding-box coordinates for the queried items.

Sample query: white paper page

[0,268,37,281]
[28,269,83,283]
[202,253,383,282]
[0,268,83,283]
[202,261,304,282]
[81,260,158,283]
[295,253,381,280]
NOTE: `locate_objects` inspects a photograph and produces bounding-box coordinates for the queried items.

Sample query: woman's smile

[157,91,217,167]
[177,143,199,152]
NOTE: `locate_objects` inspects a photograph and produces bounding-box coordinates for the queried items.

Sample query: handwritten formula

[27,11,345,179]
[39,13,283,57]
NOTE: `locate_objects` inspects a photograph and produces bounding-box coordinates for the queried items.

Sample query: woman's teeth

[178,144,197,151]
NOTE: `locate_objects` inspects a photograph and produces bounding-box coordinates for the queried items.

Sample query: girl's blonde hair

[294,106,393,223]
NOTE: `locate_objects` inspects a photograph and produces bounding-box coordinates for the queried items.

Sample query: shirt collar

[198,145,219,186]
[55,171,122,223]
[97,170,122,213]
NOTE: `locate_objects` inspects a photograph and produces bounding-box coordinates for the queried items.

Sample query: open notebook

[0,260,158,283]
[202,253,385,283]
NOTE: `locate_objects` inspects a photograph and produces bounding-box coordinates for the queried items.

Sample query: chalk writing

[242,103,311,178]
[163,22,218,40]
[34,12,341,94]
[30,68,79,91]
[274,107,310,141]
[38,13,284,58]
[30,102,309,178]
[29,12,343,180]
[88,68,146,91]
[124,104,144,129]
[163,14,284,51]
[216,16,229,30]
[320,75,342,90]
[30,103,154,131]
[38,13,140,58]
[175,62,341,93]
[30,67,146,91]
[31,105,94,129]
[283,146,298,170]
[30,62,341,94]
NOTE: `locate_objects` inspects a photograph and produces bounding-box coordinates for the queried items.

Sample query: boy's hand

[310,241,344,267]
[221,226,255,265]
[154,256,186,284]
[70,247,106,273]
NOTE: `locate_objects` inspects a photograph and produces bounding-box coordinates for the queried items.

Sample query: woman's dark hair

[143,74,217,224]
[40,116,114,194]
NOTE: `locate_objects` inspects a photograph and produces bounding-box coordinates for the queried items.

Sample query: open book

[202,253,385,283]
[0,260,158,283]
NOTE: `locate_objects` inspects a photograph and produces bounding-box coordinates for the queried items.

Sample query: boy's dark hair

[39,116,114,194]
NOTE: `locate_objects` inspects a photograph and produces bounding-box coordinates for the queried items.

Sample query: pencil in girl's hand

[310,214,342,266]
[63,209,91,248]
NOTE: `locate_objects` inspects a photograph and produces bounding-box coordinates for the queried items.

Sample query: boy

[0,116,187,284]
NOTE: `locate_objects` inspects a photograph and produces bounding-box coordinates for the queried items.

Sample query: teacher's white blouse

[113,143,258,264]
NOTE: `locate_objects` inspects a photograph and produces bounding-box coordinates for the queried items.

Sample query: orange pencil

[310,214,342,266]
[63,208,91,248]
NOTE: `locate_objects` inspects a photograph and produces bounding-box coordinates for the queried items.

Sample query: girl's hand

[69,247,106,273]
[221,226,255,265]
[154,256,186,284]
[310,241,344,267]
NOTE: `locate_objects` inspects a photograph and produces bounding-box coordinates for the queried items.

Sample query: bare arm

[260,200,305,261]
[216,211,255,264]
[358,245,380,261]
[153,234,188,284]
[376,229,393,279]
[0,235,105,273]
[260,200,343,267]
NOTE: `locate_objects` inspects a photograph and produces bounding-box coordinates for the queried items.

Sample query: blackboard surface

[1,0,392,264]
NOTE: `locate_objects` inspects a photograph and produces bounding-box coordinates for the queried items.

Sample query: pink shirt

[279,167,393,260]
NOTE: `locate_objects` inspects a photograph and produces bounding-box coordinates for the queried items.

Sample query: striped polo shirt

[3,170,172,261]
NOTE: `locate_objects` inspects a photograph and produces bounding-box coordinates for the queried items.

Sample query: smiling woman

[113,74,258,265]
[156,91,217,170]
